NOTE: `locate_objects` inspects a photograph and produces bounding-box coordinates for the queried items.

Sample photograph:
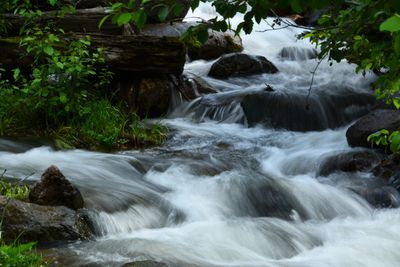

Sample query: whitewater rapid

[0,2,397,267]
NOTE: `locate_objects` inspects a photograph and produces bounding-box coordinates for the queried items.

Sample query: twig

[305,57,325,110]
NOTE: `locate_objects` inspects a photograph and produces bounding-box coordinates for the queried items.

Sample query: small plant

[0,242,47,267]
[367,130,400,153]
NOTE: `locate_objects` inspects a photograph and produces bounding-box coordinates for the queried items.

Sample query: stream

[1,3,400,267]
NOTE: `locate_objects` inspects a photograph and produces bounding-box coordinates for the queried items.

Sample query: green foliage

[103,0,187,30]
[0,181,30,201]
[0,242,47,267]
[368,130,400,153]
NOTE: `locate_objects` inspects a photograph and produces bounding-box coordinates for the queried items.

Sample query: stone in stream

[122,260,168,267]
[346,109,400,148]
[317,151,384,177]
[208,53,278,79]
[241,90,376,131]
[29,165,84,210]
[0,196,92,243]
[188,30,243,61]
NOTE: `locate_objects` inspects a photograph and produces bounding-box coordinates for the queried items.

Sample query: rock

[241,90,375,131]
[208,53,278,79]
[362,186,400,208]
[372,153,400,190]
[122,260,168,267]
[0,196,92,243]
[188,30,243,61]
[29,165,84,210]
[279,46,318,61]
[317,151,383,176]
[346,109,400,148]
[179,74,220,100]
[115,73,173,118]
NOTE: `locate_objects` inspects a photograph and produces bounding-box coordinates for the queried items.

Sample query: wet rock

[179,74,220,100]
[122,260,168,267]
[29,166,84,210]
[114,73,173,118]
[241,90,375,131]
[362,186,400,208]
[346,109,400,148]
[373,153,400,190]
[317,151,383,176]
[188,30,243,61]
[279,46,318,61]
[208,53,278,79]
[0,196,92,243]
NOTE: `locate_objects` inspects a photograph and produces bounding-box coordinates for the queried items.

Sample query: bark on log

[2,8,123,36]
[0,34,185,74]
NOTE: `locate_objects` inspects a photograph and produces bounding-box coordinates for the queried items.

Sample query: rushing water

[1,3,399,267]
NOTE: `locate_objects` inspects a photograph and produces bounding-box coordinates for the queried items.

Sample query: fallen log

[0,33,185,74]
[2,8,123,36]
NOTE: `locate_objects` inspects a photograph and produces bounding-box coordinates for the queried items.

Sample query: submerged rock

[122,260,168,267]
[317,151,383,176]
[346,109,400,148]
[241,90,375,131]
[188,30,243,61]
[362,186,400,208]
[0,196,92,243]
[208,53,278,79]
[373,153,400,190]
[29,165,84,210]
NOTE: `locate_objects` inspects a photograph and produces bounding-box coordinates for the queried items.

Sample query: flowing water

[1,3,399,267]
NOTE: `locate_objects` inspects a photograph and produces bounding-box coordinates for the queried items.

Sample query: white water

[1,3,398,267]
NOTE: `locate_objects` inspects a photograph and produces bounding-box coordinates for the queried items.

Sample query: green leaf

[380,15,400,32]
[13,68,20,81]
[48,0,58,6]
[158,6,169,22]
[98,14,111,29]
[390,132,400,152]
[43,45,54,56]
[290,0,303,13]
[59,93,68,104]
[117,13,132,26]
[393,98,400,109]
[172,3,184,17]
[132,9,147,29]
[197,28,209,44]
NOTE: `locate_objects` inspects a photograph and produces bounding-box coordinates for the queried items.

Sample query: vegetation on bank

[0,1,168,151]
[0,172,47,267]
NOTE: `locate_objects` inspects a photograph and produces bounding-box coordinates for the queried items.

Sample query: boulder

[179,74,220,100]
[372,153,400,190]
[361,186,400,208]
[317,151,383,176]
[114,73,173,118]
[208,53,278,79]
[346,109,400,148]
[241,90,375,131]
[29,166,84,210]
[0,196,92,243]
[279,46,318,61]
[188,30,243,61]
[122,260,168,267]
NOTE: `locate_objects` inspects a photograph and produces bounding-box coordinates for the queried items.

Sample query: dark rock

[208,53,278,79]
[241,90,376,131]
[317,151,383,176]
[346,109,400,148]
[179,74,220,100]
[373,153,400,189]
[115,73,173,118]
[188,30,243,61]
[0,196,92,243]
[362,186,400,208]
[279,46,318,61]
[29,165,84,210]
[122,260,168,267]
